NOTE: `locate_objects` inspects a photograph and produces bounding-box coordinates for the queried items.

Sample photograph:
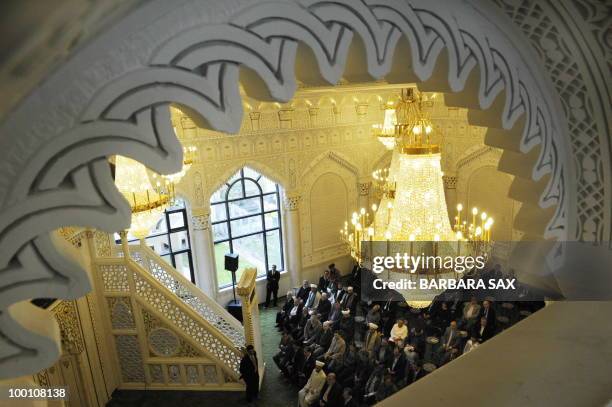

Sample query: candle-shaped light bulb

[384,230,392,240]
[409,234,416,241]
[456,231,463,240]
[481,212,487,221]
[387,202,393,209]
[368,227,374,237]
[360,208,366,215]
[457,203,463,212]
[372,204,378,211]
[434,234,440,242]
[472,207,478,216]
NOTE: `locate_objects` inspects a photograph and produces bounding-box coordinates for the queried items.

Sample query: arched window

[210,167,284,288]
[115,198,194,283]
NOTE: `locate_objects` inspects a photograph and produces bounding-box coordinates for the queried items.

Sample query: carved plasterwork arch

[0,0,585,378]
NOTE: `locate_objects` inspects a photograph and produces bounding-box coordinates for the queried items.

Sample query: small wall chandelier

[342,88,494,308]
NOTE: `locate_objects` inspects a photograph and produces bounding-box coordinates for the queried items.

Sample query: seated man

[337,310,354,344]
[373,338,393,367]
[319,270,331,292]
[363,363,385,405]
[472,316,494,343]
[335,343,357,383]
[276,291,295,327]
[461,296,481,330]
[327,302,342,328]
[364,323,381,354]
[334,282,347,305]
[438,320,460,360]
[303,313,323,346]
[273,331,294,368]
[340,286,357,314]
[387,346,406,385]
[322,331,346,371]
[365,304,382,327]
[305,284,321,309]
[390,319,408,344]
[294,346,316,387]
[284,298,304,331]
[297,280,311,302]
[298,360,326,407]
[313,321,335,358]
[319,372,343,407]
[316,292,332,322]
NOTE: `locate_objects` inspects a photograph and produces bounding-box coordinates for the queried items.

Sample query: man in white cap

[305,284,321,309]
[364,323,381,353]
[298,360,326,407]
[338,309,354,343]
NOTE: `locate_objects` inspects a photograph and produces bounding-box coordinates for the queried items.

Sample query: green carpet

[107,305,295,406]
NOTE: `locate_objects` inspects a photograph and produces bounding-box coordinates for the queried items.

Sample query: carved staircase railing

[122,242,245,347]
[91,232,246,390]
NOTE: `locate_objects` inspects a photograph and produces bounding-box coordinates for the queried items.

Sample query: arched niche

[300,152,358,268]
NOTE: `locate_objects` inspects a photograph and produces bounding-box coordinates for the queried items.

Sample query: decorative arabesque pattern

[100,264,130,292]
[0,0,576,378]
[132,245,245,347]
[149,364,164,383]
[108,297,135,329]
[133,273,242,374]
[148,328,180,357]
[492,0,609,242]
[115,335,145,383]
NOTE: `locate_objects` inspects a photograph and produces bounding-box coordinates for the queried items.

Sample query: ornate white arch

[0,0,581,378]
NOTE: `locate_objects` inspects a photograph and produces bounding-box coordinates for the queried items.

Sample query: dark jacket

[267,269,281,289]
[319,382,343,407]
[239,352,259,384]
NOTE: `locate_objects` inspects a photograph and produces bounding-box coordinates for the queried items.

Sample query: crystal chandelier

[150,145,198,205]
[341,89,494,308]
[115,156,172,240]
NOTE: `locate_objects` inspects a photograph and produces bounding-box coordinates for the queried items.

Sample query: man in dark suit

[319,372,343,407]
[316,292,332,321]
[276,292,294,327]
[265,264,281,307]
[239,345,259,405]
[406,360,426,385]
[387,346,407,385]
[297,280,311,302]
[472,316,494,343]
[340,286,357,314]
[295,347,316,387]
[479,300,496,330]
[342,387,358,407]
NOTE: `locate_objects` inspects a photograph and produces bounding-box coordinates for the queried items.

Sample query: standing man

[266,264,281,308]
[239,345,259,405]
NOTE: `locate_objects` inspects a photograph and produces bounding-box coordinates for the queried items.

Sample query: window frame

[211,168,284,288]
[117,203,196,283]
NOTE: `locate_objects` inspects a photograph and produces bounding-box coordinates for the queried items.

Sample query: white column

[283,193,302,289]
[191,209,218,299]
